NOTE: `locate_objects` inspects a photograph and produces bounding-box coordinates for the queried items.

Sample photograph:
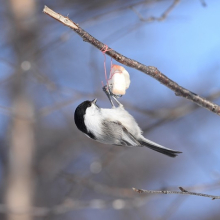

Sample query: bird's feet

[102,85,123,107]
[102,85,115,107]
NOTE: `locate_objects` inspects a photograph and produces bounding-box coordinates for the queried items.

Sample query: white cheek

[86,105,96,116]
[84,105,102,137]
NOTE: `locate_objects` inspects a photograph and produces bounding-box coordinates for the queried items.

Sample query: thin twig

[43,6,220,116]
[131,0,180,22]
[160,0,180,21]
[80,0,157,27]
[132,187,220,200]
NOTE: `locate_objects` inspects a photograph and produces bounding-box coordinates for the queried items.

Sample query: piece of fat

[108,65,130,95]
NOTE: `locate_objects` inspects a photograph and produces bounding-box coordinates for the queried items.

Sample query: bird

[74,97,182,158]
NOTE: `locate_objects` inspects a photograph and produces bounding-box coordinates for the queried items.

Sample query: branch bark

[132,187,220,200]
[43,6,220,116]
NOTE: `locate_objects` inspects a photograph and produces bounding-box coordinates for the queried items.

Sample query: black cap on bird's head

[75,99,98,114]
[74,99,98,139]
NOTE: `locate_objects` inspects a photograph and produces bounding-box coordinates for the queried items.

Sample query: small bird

[74,98,181,158]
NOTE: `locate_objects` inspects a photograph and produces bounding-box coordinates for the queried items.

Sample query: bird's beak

[92,98,97,104]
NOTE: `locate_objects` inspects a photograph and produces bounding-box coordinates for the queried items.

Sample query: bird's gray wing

[102,121,140,146]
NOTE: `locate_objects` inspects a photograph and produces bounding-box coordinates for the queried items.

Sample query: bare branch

[80,0,160,27]
[132,187,220,200]
[160,0,180,20]
[131,0,180,22]
[43,6,220,116]
[43,6,78,29]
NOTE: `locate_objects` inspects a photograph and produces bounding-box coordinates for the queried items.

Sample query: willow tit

[74,98,181,157]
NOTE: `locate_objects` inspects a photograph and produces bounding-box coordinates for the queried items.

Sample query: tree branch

[130,0,180,22]
[132,187,220,200]
[43,6,220,116]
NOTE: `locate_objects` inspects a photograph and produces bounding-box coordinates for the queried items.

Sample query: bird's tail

[139,138,182,158]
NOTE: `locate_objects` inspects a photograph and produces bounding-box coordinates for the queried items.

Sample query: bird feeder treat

[108,65,130,95]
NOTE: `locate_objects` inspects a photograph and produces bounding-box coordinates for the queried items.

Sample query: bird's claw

[102,85,115,107]
[102,85,123,107]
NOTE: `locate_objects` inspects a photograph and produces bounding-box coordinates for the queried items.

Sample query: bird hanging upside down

[74,87,182,158]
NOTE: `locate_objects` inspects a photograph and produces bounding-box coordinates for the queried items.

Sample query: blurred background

[1,0,220,219]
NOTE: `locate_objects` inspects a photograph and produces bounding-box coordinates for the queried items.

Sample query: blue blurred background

[1,0,220,219]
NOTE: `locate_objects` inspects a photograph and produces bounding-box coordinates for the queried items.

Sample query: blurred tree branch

[0,197,145,217]
[43,6,220,116]
[130,0,180,22]
[143,90,220,132]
